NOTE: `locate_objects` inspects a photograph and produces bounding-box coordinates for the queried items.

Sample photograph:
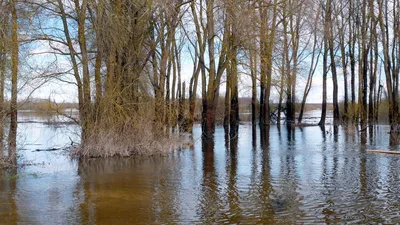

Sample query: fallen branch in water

[367,150,400,155]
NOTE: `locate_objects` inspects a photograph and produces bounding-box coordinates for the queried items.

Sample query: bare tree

[8,0,18,163]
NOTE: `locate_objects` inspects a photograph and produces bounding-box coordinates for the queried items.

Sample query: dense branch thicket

[0,0,400,159]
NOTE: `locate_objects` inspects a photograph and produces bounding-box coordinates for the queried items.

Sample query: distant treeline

[17,99,78,111]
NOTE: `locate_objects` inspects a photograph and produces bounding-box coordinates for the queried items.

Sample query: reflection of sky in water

[1,113,81,224]
[1,117,400,224]
[17,112,80,174]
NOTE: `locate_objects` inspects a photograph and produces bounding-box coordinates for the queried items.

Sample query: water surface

[1,115,400,224]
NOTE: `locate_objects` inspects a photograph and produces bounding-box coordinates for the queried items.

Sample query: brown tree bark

[0,10,7,157]
[224,72,230,128]
[318,39,328,126]
[359,0,369,130]
[88,1,104,120]
[8,0,18,163]
[326,0,340,126]
[74,0,92,142]
[336,2,349,122]
[286,0,301,125]
[200,0,229,138]
[57,0,85,141]
[250,46,257,126]
[368,1,378,124]
[349,0,357,123]
[377,0,399,131]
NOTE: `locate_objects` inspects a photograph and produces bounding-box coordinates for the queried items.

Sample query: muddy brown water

[1,113,400,224]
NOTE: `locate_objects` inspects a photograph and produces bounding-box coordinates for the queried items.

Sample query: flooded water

[2,113,400,224]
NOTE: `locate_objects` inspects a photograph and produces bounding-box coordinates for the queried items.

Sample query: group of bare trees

[315,0,400,133]
[198,0,400,135]
[0,0,400,159]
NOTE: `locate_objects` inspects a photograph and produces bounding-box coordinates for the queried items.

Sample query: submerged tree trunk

[250,47,257,125]
[201,0,229,138]
[75,0,92,142]
[228,3,239,131]
[8,0,18,163]
[259,0,277,126]
[88,2,104,120]
[171,43,178,126]
[359,0,369,131]
[0,11,7,157]
[0,50,4,157]
[277,43,285,125]
[318,38,328,126]
[57,0,85,143]
[349,0,356,123]
[224,73,230,128]
[369,6,378,124]
[0,50,5,157]
[230,54,239,129]
[284,2,292,124]
[337,2,348,122]
[188,47,200,133]
[259,1,266,125]
[287,3,301,126]
[326,0,340,126]
[377,0,398,132]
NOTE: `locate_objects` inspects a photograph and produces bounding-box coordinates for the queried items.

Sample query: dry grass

[342,123,357,135]
[69,92,193,158]
[71,118,183,158]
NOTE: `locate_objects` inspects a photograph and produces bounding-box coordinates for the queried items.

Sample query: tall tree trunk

[283,4,292,124]
[369,4,378,124]
[224,72,230,128]
[0,11,7,157]
[263,0,278,126]
[188,49,200,132]
[259,1,267,125]
[277,46,285,125]
[359,0,369,130]
[349,0,356,123]
[230,51,239,130]
[377,0,398,131]
[57,0,84,141]
[326,0,340,126]
[250,47,257,125]
[88,2,103,120]
[75,0,91,142]
[318,38,328,126]
[202,0,229,138]
[179,82,186,132]
[229,7,239,130]
[171,42,177,126]
[287,2,301,126]
[8,0,18,163]
[264,1,278,126]
[0,44,5,157]
[337,4,348,122]
[165,50,173,126]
